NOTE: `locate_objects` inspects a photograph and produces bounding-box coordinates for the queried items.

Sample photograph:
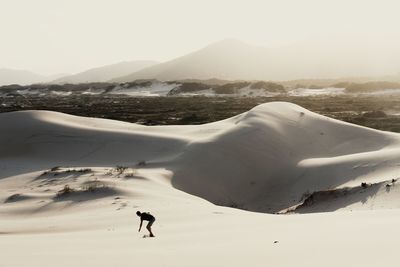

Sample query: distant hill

[0,68,65,86]
[111,39,274,82]
[53,60,158,84]
[111,39,400,82]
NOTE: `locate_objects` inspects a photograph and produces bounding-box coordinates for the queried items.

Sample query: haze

[1,0,400,78]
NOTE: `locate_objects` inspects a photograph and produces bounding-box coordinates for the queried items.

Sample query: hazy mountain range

[2,39,400,86]
[0,61,157,86]
[53,60,158,84]
[0,69,65,86]
[111,39,400,82]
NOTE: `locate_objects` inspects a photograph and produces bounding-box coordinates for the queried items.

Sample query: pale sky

[1,0,400,75]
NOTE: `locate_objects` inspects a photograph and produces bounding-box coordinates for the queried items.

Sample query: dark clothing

[147,217,155,227]
[140,212,155,222]
[138,211,156,237]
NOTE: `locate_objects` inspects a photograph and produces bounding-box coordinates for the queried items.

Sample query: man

[136,211,156,237]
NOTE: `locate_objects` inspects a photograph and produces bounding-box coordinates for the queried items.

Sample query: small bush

[124,170,137,178]
[137,161,146,167]
[77,168,92,173]
[56,185,74,197]
[65,168,92,173]
[115,166,128,175]
[5,194,21,203]
[40,171,49,177]
[81,181,108,192]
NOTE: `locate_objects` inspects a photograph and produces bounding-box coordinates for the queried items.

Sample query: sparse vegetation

[77,168,92,173]
[54,179,113,199]
[4,194,21,203]
[344,82,400,93]
[105,169,114,176]
[361,182,370,188]
[4,93,400,132]
[56,185,74,197]
[115,165,128,175]
[39,171,49,177]
[213,82,251,94]
[56,168,91,174]
[81,180,109,192]
[249,81,285,92]
[137,161,146,167]
[168,82,210,95]
[124,169,137,178]
[39,167,92,178]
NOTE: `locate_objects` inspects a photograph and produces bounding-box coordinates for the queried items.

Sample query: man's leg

[147,220,155,237]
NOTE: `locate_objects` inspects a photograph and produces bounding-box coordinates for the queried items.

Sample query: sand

[1,102,400,266]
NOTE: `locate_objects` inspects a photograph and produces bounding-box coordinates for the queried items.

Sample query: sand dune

[2,102,400,212]
[2,102,400,266]
[170,103,400,212]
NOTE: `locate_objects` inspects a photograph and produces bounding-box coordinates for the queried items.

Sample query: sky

[1,0,400,75]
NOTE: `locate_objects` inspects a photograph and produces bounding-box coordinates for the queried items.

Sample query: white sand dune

[2,102,400,266]
[171,102,400,212]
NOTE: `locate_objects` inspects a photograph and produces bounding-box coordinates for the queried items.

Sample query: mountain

[53,60,158,84]
[0,68,49,86]
[0,68,69,86]
[111,39,400,82]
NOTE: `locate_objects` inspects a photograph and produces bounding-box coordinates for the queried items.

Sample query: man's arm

[138,219,143,232]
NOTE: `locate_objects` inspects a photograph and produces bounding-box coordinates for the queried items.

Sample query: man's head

[136,211,141,216]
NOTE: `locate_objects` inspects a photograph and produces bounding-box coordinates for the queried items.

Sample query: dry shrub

[56,185,74,197]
